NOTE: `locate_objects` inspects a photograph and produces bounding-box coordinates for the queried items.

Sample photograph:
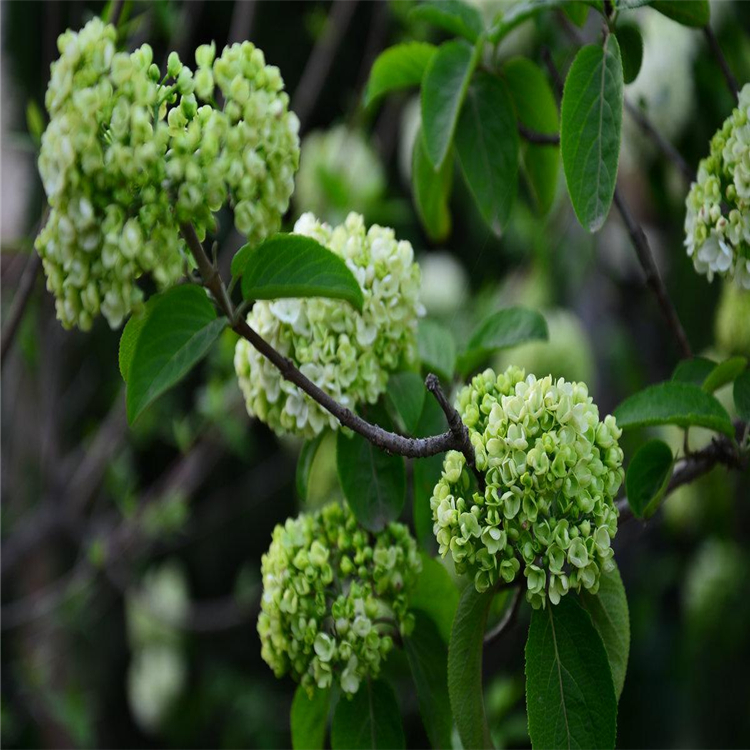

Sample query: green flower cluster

[234,212,422,437]
[36,19,299,330]
[684,83,750,289]
[431,367,624,608]
[258,502,421,695]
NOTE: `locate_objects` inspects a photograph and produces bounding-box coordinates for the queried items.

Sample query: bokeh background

[2,1,750,747]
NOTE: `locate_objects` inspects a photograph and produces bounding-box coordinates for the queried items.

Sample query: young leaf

[455,71,519,235]
[296,432,327,502]
[421,39,480,169]
[616,23,644,84]
[734,369,750,422]
[580,564,630,701]
[502,57,560,214]
[410,553,459,644]
[365,42,437,107]
[291,685,330,750]
[410,0,484,42]
[702,356,747,394]
[561,36,624,232]
[448,585,494,750]
[650,0,710,27]
[336,430,406,532]
[405,612,453,750]
[418,319,457,381]
[412,128,453,242]
[525,596,617,750]
[331,679,405,750]
[625,438,674,519]
[613,381,734,436]
[240,234,364,313]
[387,371,427,435]
[126,286,226,424]
[671,356,717,386]
[457,307,548,375]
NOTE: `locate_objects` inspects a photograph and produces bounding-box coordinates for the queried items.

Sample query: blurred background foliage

[1,1,749,747]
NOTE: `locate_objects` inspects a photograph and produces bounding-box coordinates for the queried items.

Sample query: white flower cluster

[684,84,750,289]
[36,19,299,330]
[431,367,624,608]
[234,212,422,437]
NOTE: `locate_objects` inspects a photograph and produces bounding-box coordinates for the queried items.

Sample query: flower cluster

[430,367,624,608]
[258,502,421,696]
[684,83,750,289]
[234,212,422,437]
[36,19,299,330]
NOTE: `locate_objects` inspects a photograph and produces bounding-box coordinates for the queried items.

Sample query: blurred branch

[1,253,41,368]
[703,25,739,102]
[228,0,257,44]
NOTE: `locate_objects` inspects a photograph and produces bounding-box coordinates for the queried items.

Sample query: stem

[703,25,739,102]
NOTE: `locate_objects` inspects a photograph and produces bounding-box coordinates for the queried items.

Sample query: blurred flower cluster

[431,367,624,607]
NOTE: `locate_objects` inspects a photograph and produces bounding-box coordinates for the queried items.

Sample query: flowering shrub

[684,83,750,288]
[431,367,624,608]
[234,212,422,437]
[257,502,421,696]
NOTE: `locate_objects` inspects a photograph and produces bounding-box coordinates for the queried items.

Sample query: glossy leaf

[489,0,561,43]
[365,42,437,107]
[119,298,158,382]
[410,553,459,644]
[625,438,674,519]
[616,23,643,84]
[672,356,716,386]
[291,685,330,750]
[702,356,747,394]
[455,71,519,235]
[734,369,750,422]
[651,0,710,27]
[387,371,426,435]
[296,432,327,502]
[418,319,457,381]
[561,36,624,232]
[526,596,617,750]
[410,0,484,42]
[412,128,453,242]
[240,234,364,312]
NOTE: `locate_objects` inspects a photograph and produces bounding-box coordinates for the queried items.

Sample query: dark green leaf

[412,128,453,242]
[672,356,716,386]
[331,679,405,750]
[455,72,519,235]
[651,0,710,27]
[489,0,560,43]
[291,685,330,750]
[580,565,630,700]
[625,438,674,519]
[405,612,453,749]
[296,432,327,502]
[457,307,548,375]
[365,42,437,107]
[126,286,226,424]
[387,371,427,435]
[526,596,617,750]
[564,1,590,25]
[230,242,254,278]
[410,0,485,42]
[448,585,494,750]
[734,369,750,422]
[702,356,747,394]
[336,430,406,532]
[421,39,480,169]
[240,234,364,312]
[614,381,734,436]
[119,298,158,382]
[418,319,457,381]
[561,36,624,232]
[502,57,560,214]
[616,23,643,84]
[411,553,459,644]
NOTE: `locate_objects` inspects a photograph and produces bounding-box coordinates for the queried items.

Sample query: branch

[1,252,41,368]
[703,25,739,102]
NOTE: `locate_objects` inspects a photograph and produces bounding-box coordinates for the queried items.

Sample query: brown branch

[228,0,257,44]
[1,252,41,367]
[703,25,739,102]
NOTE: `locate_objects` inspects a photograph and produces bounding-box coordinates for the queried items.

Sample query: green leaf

[672,356,716,386]
[410,0,484,42]
[296,432,327,502]
[291,685,330,750]
[616,23,643,84]
[502,57,560,214]
[240,234,364,312]
[564,1,590,26]
[455,71,519,235]
[230,242,254,278]
[613,381,734,436]
[448,585,494,750]
[734,369,750,422]
[702,356,747,394]
[119,298,158,382]
[525,596,617,750]
[405,612,453,749]
[411,553,459,644]
[421,39,480,169]
[625,438,674,519]
[580,564,630,701]
[387,371,426,435]
[418,319,457,381]
[336,430,406,532]
[412,129,453,242]
[457,307,548,375]
[650,0,710,27]
[126,286,226,424]
[489,0,560,43]
[331,679,405,750]
[365,42,437,107]
[561,36,624,232]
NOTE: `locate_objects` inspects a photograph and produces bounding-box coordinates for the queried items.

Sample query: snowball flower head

[431,366,624,608]
[684,83,750,289]
[258,502,421,696]
[234,212,422,437]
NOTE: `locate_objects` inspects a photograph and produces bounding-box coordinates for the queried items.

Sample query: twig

[483,587,522,647]
[228,0,257,44]
[1,253,41,367]
[703,25,739,102]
